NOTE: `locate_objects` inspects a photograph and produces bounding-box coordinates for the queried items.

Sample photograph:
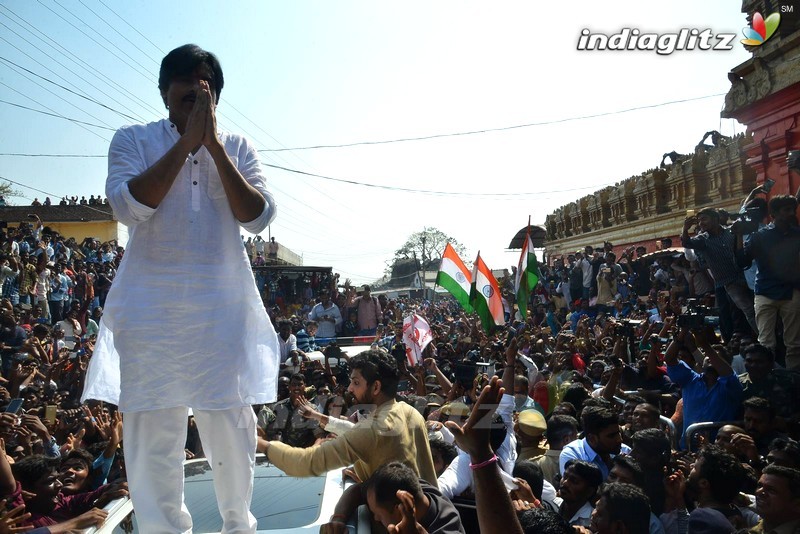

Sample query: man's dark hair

[305,320,318,329]
[428,439,457,468]
[11,455,60,490]
[698,207,720,220]
[611,455,645,488]
[631,428,671,468]
[769,437,800,457]
[61,448,94,469]
[697,445,746,504]
[743,396,775,420]
[290,372,305,383]
[552,402,576,418]
[518,507,571,534]
[158,44,224,101]
[768,194,798,217]
[489,413,508,453]
[364,461,424,506]
[278,320,292,329]
[562,383,590,413]
[546,415,578,449]
[513,460,545,500]
[762,465,800,499]
[624,394,647,407]
[581,397,614,411]
[597,483,651,534]
[581,406,618,436]
[349,349,400,396]
[564,459,603,490]
[743,343,774,362]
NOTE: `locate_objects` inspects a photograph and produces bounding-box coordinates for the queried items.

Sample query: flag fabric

[435,243,474,312]
[402,313,432,366]
[514,224,541,319]
[469,253,505,332]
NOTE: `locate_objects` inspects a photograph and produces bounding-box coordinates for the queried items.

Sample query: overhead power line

[259,93,726,152]
[0,99,116,131]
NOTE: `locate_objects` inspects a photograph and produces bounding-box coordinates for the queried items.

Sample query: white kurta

[82,119,281,412]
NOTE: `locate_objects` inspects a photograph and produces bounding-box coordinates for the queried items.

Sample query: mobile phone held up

[5,398,24,414]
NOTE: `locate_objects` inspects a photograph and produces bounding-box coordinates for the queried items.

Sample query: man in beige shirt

[258,349,437,486]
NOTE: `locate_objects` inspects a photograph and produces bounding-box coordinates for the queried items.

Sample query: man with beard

[682,445,758,530]
[559,406,630,481]
[259,349,436,486]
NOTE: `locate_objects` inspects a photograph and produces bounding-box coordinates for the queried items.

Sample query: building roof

[0,205,115,224]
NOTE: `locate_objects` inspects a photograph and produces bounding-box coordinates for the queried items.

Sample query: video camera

[730,205,766,235]
[616,319,643,338]
[677,298,720,329]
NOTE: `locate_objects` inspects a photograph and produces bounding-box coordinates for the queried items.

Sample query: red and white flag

[402,313,432,366]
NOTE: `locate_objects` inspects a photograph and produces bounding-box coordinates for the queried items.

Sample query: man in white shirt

[309,290,342,340]
[82,44,280,534]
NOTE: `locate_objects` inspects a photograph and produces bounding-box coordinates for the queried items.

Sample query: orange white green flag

[435,243,474,313]
[469,252,505,332]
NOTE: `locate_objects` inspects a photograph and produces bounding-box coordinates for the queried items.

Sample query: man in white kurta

[82,44,280,534]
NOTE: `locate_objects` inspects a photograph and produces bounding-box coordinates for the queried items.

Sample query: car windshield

[114,457,327,532]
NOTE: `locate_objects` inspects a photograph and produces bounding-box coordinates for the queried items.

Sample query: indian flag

[435,243,474,312]
[515,224,541,319]
[469,252,505,332]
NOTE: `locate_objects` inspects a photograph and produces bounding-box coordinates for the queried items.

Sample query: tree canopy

[393,227,468,269]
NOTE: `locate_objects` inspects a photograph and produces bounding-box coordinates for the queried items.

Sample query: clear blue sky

[0,1,755,283]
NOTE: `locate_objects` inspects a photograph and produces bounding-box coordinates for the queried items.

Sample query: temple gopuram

[544,0,799,260]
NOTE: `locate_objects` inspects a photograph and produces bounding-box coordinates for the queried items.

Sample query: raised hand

[200,80,218,148]
[387,490,428,534]
[0,499,31,534]
[445,376,504,460]
[183,83,208,148]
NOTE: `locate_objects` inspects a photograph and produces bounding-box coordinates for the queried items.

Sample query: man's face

[590,496,618,534]
[714,426,741,455]
[755,474,800,522]
[320,293,331,306]
[366,488,401,528]
[306,324,318,336]
[772,204,798,226]
[559,466,595,504]
[288,378,305,400]
[623,402,638,426]
[607,464,636,485]
[589,424,623,455]
[59,459,90,495]
[744,352,772,380]
[278,324,291,340]
[744,408,771,440]
[697,214,718,232]
[30,470,63,510]
[161,64,216,128]
[632,405,659,432]
[348,369,376,405]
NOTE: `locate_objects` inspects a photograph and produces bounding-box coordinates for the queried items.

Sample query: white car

[91,454,370,533]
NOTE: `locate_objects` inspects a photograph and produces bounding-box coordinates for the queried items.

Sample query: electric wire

[0,99,116,131]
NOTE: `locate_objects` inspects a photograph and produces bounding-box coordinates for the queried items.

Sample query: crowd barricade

[684,420,743,452]
[614,394,678,450]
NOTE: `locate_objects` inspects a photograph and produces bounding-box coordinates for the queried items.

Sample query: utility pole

[421,235,427,299]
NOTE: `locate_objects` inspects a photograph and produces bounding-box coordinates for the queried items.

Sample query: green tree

[0,182,22,204]
[393,227,468,270]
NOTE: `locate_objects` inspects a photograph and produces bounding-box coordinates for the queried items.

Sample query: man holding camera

[740,195,800,370]
[681,207,758,336]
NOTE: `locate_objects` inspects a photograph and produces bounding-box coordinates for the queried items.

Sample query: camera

[677,299,719,329]
[617,319,642,338]
[730,205,765,235]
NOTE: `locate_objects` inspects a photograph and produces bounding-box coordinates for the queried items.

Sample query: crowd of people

[29,196,109,207]
[0,180,797,532]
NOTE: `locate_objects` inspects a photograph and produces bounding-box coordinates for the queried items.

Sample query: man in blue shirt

[665,327,742,449]
[559,406,630,481]
[741,195,800,370]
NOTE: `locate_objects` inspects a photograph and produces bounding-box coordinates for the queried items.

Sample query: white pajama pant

[123,406,258,534]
